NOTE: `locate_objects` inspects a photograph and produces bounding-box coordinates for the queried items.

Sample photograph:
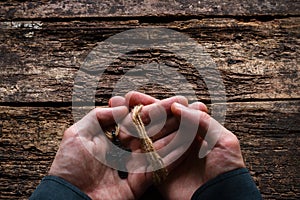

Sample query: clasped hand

[49,91,245,200]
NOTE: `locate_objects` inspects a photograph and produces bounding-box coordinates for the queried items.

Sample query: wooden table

[0,1,299,199]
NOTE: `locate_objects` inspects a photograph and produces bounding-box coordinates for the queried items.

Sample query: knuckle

[197,102,208,112]
[63,127,75,138]
[175,96,188,106]
[200,111,211,122]
[222,132,240,149]
[94,107,102,113]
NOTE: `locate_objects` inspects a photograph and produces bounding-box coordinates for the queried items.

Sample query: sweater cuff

[191,168,262,200]
[30,175,91,200]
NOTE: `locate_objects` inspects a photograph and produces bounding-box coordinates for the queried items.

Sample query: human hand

[49,95,190,200]
[110,92,245,200]
[161,102,245,199]
[109,94,192,185]
[49,106,143,200]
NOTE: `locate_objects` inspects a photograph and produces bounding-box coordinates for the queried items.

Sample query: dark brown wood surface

[0,18,299,103]
[0,1,299,199]
[1,0,299,19]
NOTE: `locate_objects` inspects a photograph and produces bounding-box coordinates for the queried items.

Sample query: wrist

[30,175,92,200]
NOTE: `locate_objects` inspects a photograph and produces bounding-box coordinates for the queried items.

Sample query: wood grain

[1,1,299,200]
[0,0,299,20]
[0,18,299,103]
[1,101,299,199]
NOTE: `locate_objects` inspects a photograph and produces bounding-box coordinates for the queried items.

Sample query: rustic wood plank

[1,2,299,200]
[0,18,299,103]
[0,0,299,20]
[0,106,71,199]
[1,101,299,199]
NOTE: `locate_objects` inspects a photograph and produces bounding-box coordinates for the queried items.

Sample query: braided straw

[131,105,168,184]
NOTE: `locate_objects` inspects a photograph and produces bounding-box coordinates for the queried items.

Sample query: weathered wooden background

[0,1,299,199]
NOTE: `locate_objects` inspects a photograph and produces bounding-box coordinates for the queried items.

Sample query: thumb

[109,96,126,107]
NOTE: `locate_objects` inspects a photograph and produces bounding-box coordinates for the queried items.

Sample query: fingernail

[174,102,185,109]
[176,96,189,106]
[175,103,188,110]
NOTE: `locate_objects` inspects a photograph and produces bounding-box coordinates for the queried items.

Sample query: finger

[126,128,197,190]
[119,116,179,151]
[69,106,128,144]
[125,120,179,152]
[125,91,159,107]
[189,102,208,113]
[159,138,200,174]
[171,103,225,158]
[155,127,196,164]
[138,95,188,125]
[149,132,195,183]
[118,96,188,141]
[146,116,180,141]
[172,103,209,138]
[109,96,126,107]
[188,102,209,143]
[95,106,129,127]
[126,131,188,187]
[152,131,176,151]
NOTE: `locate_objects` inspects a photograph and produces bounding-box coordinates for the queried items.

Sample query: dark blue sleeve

[191,168,262,200]
[29,175,91,200]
